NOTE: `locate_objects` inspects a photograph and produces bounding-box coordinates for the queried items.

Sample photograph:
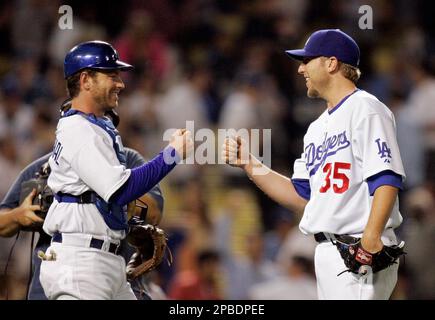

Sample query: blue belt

[52,232,121,255]
[55,191,98,204]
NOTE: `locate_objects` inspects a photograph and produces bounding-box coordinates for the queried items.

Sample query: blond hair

[339,62,361,84]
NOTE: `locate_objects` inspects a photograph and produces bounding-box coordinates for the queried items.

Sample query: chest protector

[61,109,128,231]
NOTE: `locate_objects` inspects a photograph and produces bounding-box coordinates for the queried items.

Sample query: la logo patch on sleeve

[375,138,392,163]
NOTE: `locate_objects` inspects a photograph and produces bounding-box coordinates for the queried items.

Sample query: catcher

[0,107,169,300]
[0,149,168,300]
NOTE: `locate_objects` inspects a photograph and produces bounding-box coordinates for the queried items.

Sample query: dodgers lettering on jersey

[305,130,351,177]
[43,113,131,240]
[292,90,405,236]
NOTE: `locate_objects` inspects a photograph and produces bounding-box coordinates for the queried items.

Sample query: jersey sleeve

[353,105,406,181]
[366,170,403,195]
[291,152,311,200]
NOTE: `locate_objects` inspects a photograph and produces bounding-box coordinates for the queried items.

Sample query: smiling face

[297,57,330,99]
[89,70,125,110]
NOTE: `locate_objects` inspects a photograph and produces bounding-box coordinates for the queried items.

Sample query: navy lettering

[305,130,351,176]
[52,139,63,165]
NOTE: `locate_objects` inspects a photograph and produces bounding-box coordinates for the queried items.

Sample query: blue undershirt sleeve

[366,170,403,196]
[124,148,164,212]
[112,147,180,206]
[291,178,311,200]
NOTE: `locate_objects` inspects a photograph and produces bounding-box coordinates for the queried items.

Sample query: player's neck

[71,95,105,117]
[324,80,356,110]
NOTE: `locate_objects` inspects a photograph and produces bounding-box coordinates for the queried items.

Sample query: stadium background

[0,0,434,299]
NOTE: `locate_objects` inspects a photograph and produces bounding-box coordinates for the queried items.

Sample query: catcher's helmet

[64,40,133,78]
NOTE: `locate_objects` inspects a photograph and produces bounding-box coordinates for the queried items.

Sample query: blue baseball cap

[285,29,360,67]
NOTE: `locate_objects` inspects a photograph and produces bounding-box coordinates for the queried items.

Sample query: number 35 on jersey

[319,162,351,194]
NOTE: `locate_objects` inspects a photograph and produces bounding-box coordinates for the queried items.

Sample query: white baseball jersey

[292,90,405,236]
[43,114,131,240]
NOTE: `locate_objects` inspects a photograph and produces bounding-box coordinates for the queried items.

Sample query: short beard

[92,90,116,111]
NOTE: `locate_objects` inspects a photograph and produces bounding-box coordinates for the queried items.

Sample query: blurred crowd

[0,0,434,300]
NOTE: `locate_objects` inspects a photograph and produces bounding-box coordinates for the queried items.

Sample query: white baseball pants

[39,236,136,300]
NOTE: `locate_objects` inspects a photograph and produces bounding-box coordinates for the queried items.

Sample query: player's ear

[80,71,92,91]
[327,57,339,73]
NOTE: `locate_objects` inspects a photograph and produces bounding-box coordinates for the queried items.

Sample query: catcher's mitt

[125,216,172,280]
[334,236,405,275]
